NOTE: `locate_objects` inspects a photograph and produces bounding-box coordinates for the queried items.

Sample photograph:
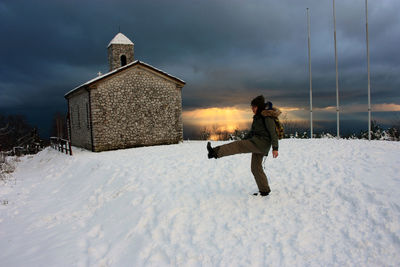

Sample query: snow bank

[1,140,400,266]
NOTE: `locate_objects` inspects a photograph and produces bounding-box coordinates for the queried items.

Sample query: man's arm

[265,117,278,151]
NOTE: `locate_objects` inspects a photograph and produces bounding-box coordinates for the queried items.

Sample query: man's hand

[272,150,278,158]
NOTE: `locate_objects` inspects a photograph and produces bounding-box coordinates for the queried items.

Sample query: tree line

[0,112,68,154]
[198,115,400,141]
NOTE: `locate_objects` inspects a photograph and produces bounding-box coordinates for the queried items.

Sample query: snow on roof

[107,33,134,47]
[64,60,185,98]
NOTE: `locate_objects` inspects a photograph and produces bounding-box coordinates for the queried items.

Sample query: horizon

[1,105,398,140]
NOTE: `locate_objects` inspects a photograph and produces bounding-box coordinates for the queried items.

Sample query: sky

[0,0,399,138]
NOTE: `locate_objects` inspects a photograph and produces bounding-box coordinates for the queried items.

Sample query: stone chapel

[65,33,185,152]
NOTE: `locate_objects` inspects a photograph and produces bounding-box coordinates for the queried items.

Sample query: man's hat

[251,95,265,109]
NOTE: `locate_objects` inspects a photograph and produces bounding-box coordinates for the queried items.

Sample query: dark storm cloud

[1,0,399,135]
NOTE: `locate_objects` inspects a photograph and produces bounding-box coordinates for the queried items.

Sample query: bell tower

[107,33,134,71]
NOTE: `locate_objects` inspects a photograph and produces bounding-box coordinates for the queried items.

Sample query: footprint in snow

[88,224,104,239]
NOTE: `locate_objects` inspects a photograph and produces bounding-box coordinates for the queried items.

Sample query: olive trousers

[214,140,271,193]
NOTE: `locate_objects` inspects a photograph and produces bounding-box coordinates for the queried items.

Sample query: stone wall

[68,90,92,150]
[89,65,183,152]
[108,44,134,71]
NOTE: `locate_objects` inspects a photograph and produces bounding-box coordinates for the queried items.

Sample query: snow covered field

[1,139,400,266]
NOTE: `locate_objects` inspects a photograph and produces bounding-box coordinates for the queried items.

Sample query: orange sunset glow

[183,107,253,132]
[181,103,400,140]
[182,106,303,140]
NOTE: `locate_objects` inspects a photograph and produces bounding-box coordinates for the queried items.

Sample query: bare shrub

[280,113,309,138]
[199,126,211,140]
[201,124,239,141]
[1,154,17,184]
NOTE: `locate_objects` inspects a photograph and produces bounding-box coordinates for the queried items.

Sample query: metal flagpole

[365,0,371,141]
[307,8,313,139]
[333,0,340,139]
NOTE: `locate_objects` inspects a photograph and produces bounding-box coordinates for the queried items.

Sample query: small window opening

[120,55,127,66]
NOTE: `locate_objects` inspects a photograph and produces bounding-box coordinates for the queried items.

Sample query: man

[207,95,280,196]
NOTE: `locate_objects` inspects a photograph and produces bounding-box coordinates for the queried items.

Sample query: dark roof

[65,60,185,98]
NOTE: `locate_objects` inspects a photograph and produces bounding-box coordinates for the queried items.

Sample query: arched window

[120,55,127,66]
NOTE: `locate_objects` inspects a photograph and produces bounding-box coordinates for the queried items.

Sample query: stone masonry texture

[68,90,92,150]
[86,65,183,152]
[108,44,134,71]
